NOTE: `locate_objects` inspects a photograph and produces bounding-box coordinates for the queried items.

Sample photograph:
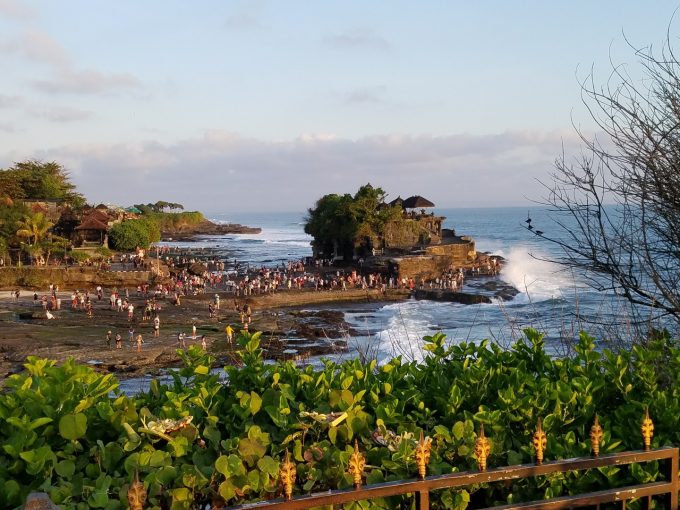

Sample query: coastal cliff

[161,219,261,240]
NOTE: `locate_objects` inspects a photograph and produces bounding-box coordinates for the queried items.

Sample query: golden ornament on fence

[532,418,547,465]
[475,424,491,472]
[641,409,654,451]
[127,471,147,510]
[348,439,366,489]
[590,415,603,457]
[279,449,297,500]
[415,430,432,480]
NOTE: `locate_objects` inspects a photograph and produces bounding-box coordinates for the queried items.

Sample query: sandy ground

[0,287,409,382]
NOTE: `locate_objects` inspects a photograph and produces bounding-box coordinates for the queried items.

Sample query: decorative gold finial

[348,439,366,489]
[127,471,147,510]
[279,449,296,500]
[641,409,654,451]
[532,418,547,465]
[590,415,603,457]
[415,430,432,480]
[475,425,491,472]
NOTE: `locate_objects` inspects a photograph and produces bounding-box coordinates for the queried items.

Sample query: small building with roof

[75,216,109,246]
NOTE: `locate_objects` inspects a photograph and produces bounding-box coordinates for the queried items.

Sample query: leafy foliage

[108,219,161,251]
[0,160,85,208]
[1,330,680,508]
[142,211,205,232]
[133,201,185,214]
[304,184,402,259]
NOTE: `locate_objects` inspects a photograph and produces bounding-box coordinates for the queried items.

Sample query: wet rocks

[413,289,492,304]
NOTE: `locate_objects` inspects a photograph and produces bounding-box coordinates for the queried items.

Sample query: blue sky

[0,1,678,212]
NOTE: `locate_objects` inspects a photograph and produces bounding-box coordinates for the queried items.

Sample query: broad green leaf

[257,456,279,477]
[29,417,53,430]
[194,365,209,375]
[59,413,87,440]
[249,391,262,415]
[452,421,466,440]
[55,459,75,478]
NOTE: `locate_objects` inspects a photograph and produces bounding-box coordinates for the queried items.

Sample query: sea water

[184,206,644,363]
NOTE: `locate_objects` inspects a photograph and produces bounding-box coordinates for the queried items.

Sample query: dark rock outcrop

[413,289,492,304]
[162,220,261,240]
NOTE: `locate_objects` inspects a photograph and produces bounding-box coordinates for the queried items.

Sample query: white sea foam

[501,246,583,303]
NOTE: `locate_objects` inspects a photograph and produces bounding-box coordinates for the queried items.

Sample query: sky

[0,1,678,213]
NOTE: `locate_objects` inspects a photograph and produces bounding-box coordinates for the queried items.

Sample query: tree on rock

[305,184,401,260]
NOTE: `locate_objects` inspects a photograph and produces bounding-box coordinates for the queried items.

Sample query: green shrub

[67,250,91,263]
[1,330,679,508]
[95,246,113,257]
[143,211,205,231]
[108,219,160,251]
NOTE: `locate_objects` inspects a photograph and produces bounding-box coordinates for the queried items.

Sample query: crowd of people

[9,246,504,358]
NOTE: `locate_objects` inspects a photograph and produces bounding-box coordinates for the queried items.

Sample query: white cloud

[29,105,93,122]
[0,94,21,108]
[323,28,391,51]
[0,29,142,96]
[223,1,264,30]
[0,29,68,65]
[0,0,35,20]
[33,68,141,95]
[344,86,387,104]
[5,130,581,212]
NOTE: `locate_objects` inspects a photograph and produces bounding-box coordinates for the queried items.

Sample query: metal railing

[227,413,679,510]
[233,447,678,510]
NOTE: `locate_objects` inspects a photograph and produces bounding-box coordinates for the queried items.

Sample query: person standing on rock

[153,315,160,337]
[136,334,144,352]
[115,332,122,349]
[225,324,233,344]
[106,331,112,349]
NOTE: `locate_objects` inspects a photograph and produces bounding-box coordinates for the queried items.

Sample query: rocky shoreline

[0,287,407,382]
[161,220,261,240]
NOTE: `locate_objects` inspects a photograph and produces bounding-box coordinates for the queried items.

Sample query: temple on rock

[374,195,477,280]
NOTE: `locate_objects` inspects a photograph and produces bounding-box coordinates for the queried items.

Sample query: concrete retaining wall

[0,267,152,289]
[392,238,476,280]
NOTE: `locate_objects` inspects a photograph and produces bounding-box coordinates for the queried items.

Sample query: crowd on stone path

[9,248,503,354]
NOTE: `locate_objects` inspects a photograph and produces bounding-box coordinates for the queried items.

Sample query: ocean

[162,206,641,364]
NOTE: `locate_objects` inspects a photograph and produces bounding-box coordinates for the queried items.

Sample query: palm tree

[16,212,54,264]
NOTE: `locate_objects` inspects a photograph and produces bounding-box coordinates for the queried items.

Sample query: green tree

[0,160,85,208]
[304,193,355,259]
[16,212,53,246]
[15,212,55,264]
[304,184,401,259]
[108,219,160,251]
